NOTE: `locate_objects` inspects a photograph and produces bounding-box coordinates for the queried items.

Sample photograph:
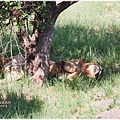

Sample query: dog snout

[95,66,103,79]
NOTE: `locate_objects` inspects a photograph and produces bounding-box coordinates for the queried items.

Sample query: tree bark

[28,27,54,86]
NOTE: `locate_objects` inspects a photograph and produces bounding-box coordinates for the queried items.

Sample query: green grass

[0,1,120,118]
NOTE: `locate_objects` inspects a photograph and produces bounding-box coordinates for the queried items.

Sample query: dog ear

[0,55,12,66]
[0,55,3,59]
[0,54,4,65]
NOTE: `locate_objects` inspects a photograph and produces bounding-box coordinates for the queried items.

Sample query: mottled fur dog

[0,54,25,81]
[49,59,103,80]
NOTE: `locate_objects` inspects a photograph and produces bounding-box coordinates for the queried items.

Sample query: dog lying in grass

[0,54,25,82]
[0,54,103,82]
[49,59,103,80]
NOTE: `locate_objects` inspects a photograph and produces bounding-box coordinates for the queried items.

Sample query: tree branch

[46,1,57,12]
[52,1,77,23]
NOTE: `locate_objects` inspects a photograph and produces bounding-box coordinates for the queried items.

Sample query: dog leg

[67,71,82,81]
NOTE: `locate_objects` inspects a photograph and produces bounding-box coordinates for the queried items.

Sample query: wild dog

[0,54,25,81]
[49,59,103,80]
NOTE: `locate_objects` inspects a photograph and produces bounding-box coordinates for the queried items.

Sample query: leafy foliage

[0,1,53,33]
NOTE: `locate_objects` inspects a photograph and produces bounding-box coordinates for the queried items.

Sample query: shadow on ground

[0,91,44,119]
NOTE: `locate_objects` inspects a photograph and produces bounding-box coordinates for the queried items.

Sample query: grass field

[0,1,120,118]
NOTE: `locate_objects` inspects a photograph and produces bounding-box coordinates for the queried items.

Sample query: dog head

[82,61,103,79]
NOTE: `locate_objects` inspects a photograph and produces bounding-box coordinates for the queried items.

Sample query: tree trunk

[27,27,54,86]
[17,26,54,86]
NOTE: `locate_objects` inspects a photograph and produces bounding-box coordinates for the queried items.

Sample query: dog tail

[49,60,55,65]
